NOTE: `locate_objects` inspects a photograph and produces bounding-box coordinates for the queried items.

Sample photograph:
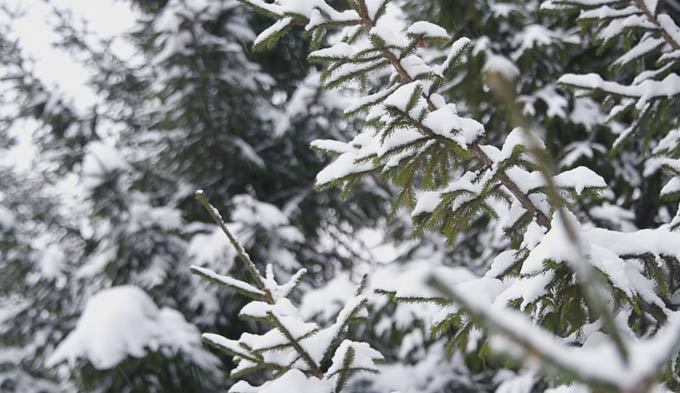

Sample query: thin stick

[195,190,266,290]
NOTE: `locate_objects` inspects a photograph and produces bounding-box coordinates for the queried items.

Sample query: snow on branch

[190,191,383,392]
[242,0,612,235]
[547,0,680,149]
[189,265,265,299]
[559,73,680,109]
[433,268,680,392]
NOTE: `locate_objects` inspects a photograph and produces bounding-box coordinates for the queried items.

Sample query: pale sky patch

[5,0,137,109]
[3,0,136,169]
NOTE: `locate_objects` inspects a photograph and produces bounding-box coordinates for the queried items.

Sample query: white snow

[378,127,426,156]
[435,37,471,74]
[407,21,451,40]
[512,24,558,59]
[658,14,680,48]
[364,0,386,20]
[522,221,547,250]
[229,369,333,393]
[422,107,485,147]
[47,286,218,370]
[327,340,383,375]
[241,298,297,319]
[509,210,667,309]
[231,194,290,229]
[412,172,484,218]
[299,273,357,321]
[545,384,591,393]
[253,17,293,48]
[38,245,66,281]
[129,202,183,231]
[504,165,606,196]
[497,271,556,310]
[369,341,471,393]
[585,226,680,260]
[314,131,379,186]
[613,36,664,67]
[412,191,442,216]
[660,177,680,197]
[344,85,399,116]
[553,167,607,195]
[520,212,584,275]
[560,140,606,167]
[497,127,546,163]
[384,81,422,112]
[190,265,265,296]
[373,259,478,300]
[559,73,680,109]
[310,42,354,61]
[483,54,520,81]
[450,274,680,391]
[495,371,537,393]
[401,54,438,79]
[311,139,352,154]
[370,18,410,48]
[485,250,518,278]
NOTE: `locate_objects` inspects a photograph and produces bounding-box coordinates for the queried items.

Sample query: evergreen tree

[197,0,680,392]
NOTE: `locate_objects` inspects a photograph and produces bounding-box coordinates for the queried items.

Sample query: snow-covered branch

[191,191,382,392]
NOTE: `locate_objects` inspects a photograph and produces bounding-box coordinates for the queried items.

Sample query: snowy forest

[2,0,680,392]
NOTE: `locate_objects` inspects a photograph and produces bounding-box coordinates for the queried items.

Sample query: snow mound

[230,369,333,393]
[47,285,218,370]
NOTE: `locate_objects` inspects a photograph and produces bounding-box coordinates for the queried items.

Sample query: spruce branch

[430,275,622,390]
[486,69,632,363]
[354,273,368,296]
[243,0,551,228]
[194,189,267,291]
[202,333,262,365]
[333,346,355,393]
[352,0,552,228]
[189,265,266,300]
[267,311,324,378]
[319,296,369,368]
[634,0,680,51]
[554,207,631,364]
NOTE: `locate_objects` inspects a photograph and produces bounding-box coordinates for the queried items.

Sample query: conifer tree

[204,0,680,391]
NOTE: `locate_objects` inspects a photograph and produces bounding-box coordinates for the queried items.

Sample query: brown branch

[635,0,680,51]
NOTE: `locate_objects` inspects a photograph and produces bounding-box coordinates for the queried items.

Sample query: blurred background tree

[1,0,388,391]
